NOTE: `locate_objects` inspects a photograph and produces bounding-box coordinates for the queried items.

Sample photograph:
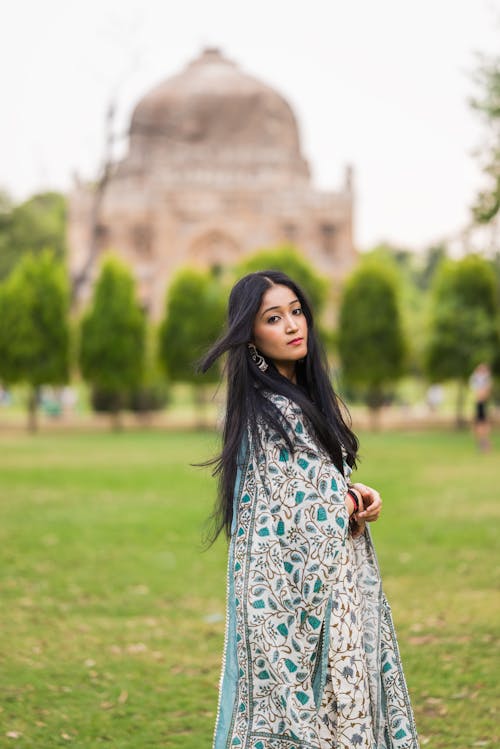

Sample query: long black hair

[200,270,358,545]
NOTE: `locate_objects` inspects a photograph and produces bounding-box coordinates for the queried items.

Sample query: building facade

[68,48,357,317]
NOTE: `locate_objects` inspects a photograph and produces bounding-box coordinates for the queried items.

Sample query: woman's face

[252,284,308,380]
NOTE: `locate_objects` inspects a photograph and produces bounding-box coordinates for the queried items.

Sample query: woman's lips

[288,338,304,345]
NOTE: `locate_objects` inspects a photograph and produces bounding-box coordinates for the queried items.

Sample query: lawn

[0,428,498,748]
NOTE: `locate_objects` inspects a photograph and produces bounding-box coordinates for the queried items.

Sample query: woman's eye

[267,315,280,324]
[292,307,302,315]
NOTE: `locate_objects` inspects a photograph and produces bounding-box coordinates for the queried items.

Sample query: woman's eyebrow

[261,298,299,317]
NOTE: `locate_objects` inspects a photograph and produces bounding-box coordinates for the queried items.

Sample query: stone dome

[126,48,310,185]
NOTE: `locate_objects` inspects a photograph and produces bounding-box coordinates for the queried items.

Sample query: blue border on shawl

[213,435,248,749]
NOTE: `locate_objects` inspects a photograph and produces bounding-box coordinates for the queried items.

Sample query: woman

[201,271,419,749]
[470,362,492,452]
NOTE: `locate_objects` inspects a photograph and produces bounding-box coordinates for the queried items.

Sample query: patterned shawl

[213,393,419,749]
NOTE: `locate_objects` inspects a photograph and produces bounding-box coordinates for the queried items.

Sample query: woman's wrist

[345,487,361,516]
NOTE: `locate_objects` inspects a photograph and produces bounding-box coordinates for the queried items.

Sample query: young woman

[201,271,419,749]
[470,362,492,451]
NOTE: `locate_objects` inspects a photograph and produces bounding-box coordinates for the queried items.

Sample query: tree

[237,245,329,315]
[425,255,499,425]
[489,250,500,379]
[79,255,146,429]
[470,55,500,224]
[0,250,70,431]
[128,322,170,421]
[0,191,67,280]
[417,244,448,291]
[338,260,406,427]
[158,268,226,423]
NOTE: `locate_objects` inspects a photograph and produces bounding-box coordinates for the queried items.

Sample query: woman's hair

[199,270,358,546]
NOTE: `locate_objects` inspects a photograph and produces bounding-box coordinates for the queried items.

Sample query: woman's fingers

[352,483,382,521]
[360,496,381,519]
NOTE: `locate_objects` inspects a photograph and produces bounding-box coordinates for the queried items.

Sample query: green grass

[0,428,498,748]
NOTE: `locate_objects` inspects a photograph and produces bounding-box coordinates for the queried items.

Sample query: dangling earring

[248,343,268,372]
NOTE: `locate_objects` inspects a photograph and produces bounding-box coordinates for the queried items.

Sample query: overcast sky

[1,0,498,250]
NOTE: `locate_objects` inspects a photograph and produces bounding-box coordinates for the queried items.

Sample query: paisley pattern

[213,394,419,749]
[317,533,374,748]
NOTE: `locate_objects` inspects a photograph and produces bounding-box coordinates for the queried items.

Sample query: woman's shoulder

[262,391,303,420]
[258,390,328,460]
[260,390,312,444]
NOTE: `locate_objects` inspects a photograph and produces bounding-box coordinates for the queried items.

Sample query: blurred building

[69,48,356,317]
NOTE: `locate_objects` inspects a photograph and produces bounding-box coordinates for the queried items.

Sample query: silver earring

[248,343,268,372]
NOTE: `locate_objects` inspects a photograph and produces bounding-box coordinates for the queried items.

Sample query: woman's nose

[285,315,299,332]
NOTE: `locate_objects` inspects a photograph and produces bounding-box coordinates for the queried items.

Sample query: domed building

[68,48,356,317]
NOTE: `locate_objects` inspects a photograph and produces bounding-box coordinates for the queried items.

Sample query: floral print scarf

[213,394,419,749]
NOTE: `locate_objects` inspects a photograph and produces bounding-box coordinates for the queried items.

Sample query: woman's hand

[350,482,382,522]
[345,487,366,538]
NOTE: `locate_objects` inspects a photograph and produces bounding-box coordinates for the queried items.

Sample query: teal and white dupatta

[213,394,419,749]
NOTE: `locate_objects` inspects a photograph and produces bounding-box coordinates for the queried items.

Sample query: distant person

[61,386,78,414]
[201,271,419,749]
[0,386,12,406]
[426,383,443,412]
[470,362,493,451]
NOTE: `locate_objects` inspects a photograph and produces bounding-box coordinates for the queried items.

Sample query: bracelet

[347,488,360,514]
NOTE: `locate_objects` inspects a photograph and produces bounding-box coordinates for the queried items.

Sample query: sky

[1,0,499,250]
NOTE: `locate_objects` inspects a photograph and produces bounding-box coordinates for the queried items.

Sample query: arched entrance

[187,229,240,274]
